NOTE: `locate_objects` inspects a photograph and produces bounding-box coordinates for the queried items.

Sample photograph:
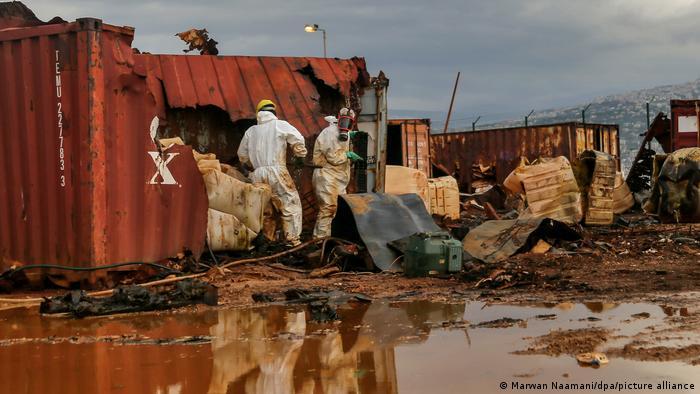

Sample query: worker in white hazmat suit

[238,99,308,246]
[312,108,363,238]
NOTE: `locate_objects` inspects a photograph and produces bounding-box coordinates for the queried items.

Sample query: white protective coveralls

[312,116,352,238]
[238,111,307,245]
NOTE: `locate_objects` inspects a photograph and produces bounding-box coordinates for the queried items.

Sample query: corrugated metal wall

[0,20,208,273]
[430,122,620,192]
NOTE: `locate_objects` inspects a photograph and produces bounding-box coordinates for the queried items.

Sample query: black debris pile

[40,279,218,317]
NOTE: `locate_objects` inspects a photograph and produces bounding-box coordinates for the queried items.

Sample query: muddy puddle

[0,297,698,393]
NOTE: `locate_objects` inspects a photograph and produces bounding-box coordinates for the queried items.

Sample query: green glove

[293,156,305,168]
[348,131,358,139]
[346,151,364,162]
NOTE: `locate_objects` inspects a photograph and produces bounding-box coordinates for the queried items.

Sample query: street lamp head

[304,24,319,33]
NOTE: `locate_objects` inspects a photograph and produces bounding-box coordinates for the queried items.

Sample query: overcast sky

[26,0,700,120]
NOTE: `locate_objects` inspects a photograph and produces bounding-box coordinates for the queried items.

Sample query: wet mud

[0,297,699,393]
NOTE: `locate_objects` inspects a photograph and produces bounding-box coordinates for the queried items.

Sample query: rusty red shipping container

[387,118,431,177]
[430,122,620,192]
[0,19,209,275]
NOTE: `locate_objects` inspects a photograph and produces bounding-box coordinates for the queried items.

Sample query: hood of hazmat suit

[312,117,352,238]
[237,110,308,244]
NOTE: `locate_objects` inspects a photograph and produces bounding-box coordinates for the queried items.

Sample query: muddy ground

[3,222,697,310]
[207,223,700,307]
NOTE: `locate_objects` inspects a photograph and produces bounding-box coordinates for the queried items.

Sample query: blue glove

[346,151,364,162]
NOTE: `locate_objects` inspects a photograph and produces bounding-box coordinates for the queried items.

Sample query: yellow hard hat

[256,99,276,113]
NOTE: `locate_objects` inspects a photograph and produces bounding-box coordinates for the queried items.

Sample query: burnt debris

[40,280,218,317]
[175,28,219,55]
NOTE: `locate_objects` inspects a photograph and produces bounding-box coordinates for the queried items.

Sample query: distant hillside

[477,79,700,172]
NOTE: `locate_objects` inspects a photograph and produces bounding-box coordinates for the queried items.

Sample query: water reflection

[1,298,698,393]
[209,301,465,393]
[0,301,466,393]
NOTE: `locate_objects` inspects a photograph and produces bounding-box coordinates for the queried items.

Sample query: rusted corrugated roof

[133,54,370,137]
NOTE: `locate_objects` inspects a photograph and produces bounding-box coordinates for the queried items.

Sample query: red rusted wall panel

[430,122,620,192]
[0,20,208,272]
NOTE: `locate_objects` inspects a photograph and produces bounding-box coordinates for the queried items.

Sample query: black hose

[206,241,219,266]
[0,262,181,278]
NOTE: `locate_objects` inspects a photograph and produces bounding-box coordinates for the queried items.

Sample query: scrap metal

[462,218,580,264]
[175,28,218,55]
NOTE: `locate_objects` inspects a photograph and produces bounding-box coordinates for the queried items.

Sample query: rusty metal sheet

[430,122,620,192]
[462,218,580,263]
[0,19,208,276]
[331,193,441,271]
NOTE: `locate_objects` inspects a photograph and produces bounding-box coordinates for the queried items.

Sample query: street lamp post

[581,103,592,124]
[524,109,534,127]
[472,115,481,131]
[645,96,656,151]
[304,24,327,57]
[646,96,655,130]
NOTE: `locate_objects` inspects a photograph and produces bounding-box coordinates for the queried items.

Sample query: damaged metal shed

[0,14,382,277]
[430,122,621,192]
[134,53,377,222]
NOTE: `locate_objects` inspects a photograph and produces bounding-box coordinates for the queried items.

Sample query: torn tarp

[462,218,580,264]
[332,193,441,271]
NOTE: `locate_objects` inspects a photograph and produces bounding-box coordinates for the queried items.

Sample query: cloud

[22,0,700,119]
